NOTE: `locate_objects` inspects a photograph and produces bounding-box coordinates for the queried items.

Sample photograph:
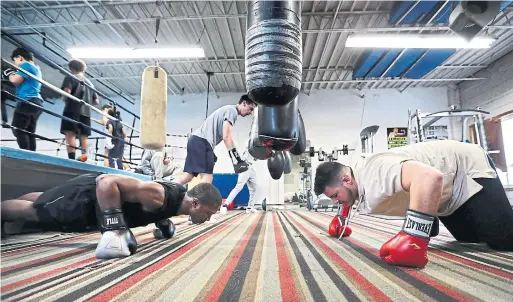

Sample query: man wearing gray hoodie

[135,148,181,180]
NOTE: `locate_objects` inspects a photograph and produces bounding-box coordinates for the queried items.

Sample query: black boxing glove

[228,148,249,174]
[153,219,176,239]
[2,68,15,80]
[95,208,137,259]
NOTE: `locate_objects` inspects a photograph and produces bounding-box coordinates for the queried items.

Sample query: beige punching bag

[140,66,167,149]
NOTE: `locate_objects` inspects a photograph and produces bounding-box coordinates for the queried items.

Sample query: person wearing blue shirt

[5,48,44,151]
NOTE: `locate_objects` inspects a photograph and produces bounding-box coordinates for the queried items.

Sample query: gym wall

[458,50,513,204]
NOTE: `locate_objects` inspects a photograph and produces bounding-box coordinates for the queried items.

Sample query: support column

[268,175,285,210]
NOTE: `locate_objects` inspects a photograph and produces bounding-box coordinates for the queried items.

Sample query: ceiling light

[345,34,495,49]
[67,47,205,59]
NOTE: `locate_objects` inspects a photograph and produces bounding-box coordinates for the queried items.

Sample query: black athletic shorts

[60,111,92,137]
[33,174,99,232]
[183,135,217,176]
[12,98,43,132]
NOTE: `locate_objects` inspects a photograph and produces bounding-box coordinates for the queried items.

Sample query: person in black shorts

[60,59,99,161]
[5,48,44,151]
[1,173,222,259]
[106,109,127,169]
[177,94,256,185]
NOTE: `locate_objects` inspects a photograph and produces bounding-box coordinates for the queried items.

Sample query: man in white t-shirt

[314,140,513,268]
[223,138,264,212]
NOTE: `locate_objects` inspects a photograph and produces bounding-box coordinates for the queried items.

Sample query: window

[499,114,513,186]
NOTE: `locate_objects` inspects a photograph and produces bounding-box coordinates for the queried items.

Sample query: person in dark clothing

[60,59,99,161]
[106,109,126,169]
[1,173,222,259]
[4,48,44,151]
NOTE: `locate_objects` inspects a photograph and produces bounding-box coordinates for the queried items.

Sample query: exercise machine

[303,125,380,211]
[408,106,491,152]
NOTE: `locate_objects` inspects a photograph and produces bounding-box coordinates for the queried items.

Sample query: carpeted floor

[1,210,513,301]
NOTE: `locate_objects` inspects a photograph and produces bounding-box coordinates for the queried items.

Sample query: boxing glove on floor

[328,216,352,237]
[379,209,435,268]
[153,219,176,239]
[96,208,137,259]
[96,229,137,259]
[228,148,249,174]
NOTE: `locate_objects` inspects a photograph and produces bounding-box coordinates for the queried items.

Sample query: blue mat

[1,146,250,206]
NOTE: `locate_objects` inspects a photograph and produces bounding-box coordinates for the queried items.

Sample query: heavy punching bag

[258,96,299,151]
[268,151,285,180]
[283,151,292,174]
[248,106,274,160]
[245,1,302,107]
[290,110,306,155]
[141,66,167,149]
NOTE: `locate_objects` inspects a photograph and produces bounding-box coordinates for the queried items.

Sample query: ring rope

[2,58,139,133]
[2,90,144,150]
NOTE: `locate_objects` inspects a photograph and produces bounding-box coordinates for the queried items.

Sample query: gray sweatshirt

[138,150,181,180]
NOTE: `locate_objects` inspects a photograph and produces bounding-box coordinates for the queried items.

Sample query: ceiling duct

[449,1,501,41]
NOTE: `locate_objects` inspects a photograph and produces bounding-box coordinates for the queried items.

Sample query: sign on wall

[387,127,408,149]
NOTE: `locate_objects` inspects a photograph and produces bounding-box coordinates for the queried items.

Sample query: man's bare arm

[400,161,444,215]
[9,74,24,86]
[222,120,235,150]
[95,174,165,212]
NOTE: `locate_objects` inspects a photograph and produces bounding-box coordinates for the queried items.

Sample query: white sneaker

[220,205,228,215]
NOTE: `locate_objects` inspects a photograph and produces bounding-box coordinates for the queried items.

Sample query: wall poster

[387,127,408,149]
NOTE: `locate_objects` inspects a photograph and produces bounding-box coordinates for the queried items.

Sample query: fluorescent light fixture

[345,34,495,49]
[67,47,205,59]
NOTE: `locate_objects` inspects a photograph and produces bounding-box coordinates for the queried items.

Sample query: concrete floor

[1,210,513,301]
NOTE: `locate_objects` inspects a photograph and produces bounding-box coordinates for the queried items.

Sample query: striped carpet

[1,210,512,301]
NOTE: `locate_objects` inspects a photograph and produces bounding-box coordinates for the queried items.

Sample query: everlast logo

[106,217,119,225]
[405,217,431,236]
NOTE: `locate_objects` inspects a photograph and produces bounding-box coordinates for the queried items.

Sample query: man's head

[68,59,87,74]
[11,48,34,66]
[183,183,222,223]
[314,162,358,206]
[102,104,113,113]
[237,94,256,117]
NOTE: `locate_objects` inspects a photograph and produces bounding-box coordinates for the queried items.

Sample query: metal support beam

[91,66,354,80]
[302,77,486,84]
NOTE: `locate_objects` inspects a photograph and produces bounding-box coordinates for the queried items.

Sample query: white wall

[458,50,513,117]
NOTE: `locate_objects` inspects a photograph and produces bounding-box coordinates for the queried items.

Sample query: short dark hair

[187,183,222,208]
[314,162,346,196]
[108,109,121,119]
[68,59,86,73]
[11,47,34,61]
[239,94,255,105]
[102,104,113,110]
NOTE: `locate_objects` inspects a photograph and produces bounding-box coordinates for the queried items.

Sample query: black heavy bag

[268,151,285,180]
[258,96,298,151]
[248,106,274,160]
[290,110,306,155]
[283,151,292,174]
[245,0,302,107]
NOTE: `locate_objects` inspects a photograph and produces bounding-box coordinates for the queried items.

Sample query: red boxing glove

[380,209,435,268]
[328,216,352,237]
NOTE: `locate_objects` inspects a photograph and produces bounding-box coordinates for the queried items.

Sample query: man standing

[314,140,513,268]
[223,138,263,212]
[176,94,256,185]
[60,59,99,161]
[4,48,43,151]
